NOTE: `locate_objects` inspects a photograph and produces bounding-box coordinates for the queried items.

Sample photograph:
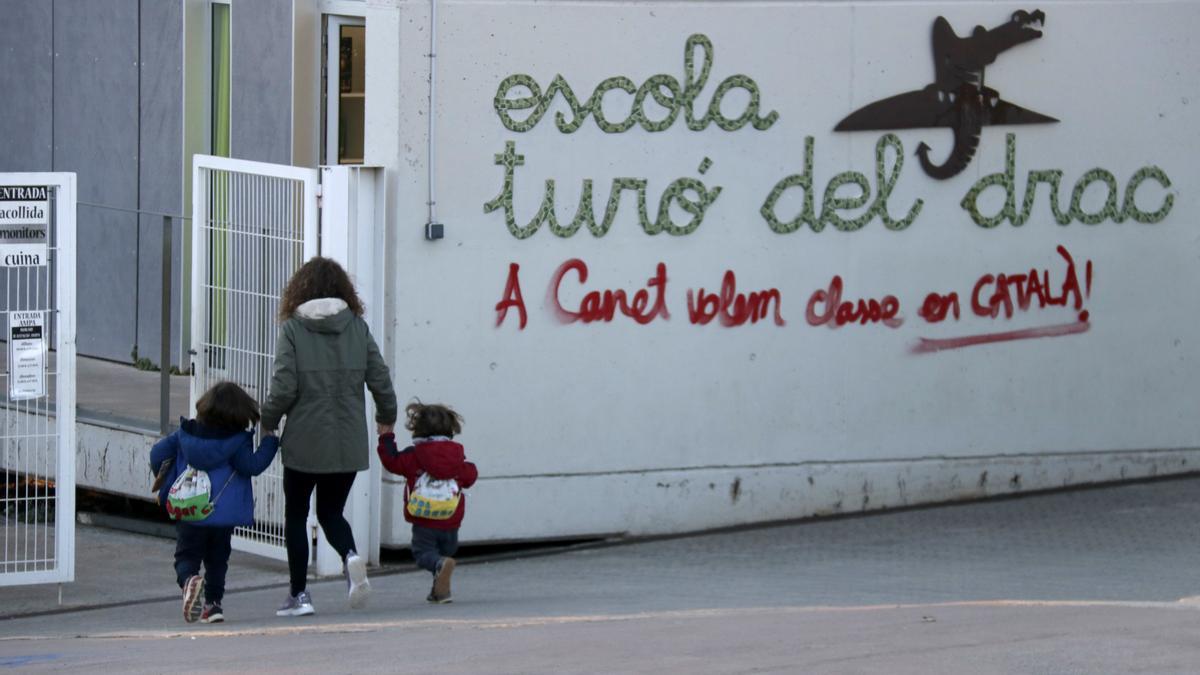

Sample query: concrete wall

[0,0,309,367]
[0,0,189,366]
[55,0,141,362]
[366,1,1200,543]
[137,0,185,370]
[231,0,294,165]
[0,1,53,172]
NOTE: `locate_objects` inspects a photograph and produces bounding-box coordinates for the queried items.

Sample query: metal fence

[191,156,317,560]
[0,174,77,586]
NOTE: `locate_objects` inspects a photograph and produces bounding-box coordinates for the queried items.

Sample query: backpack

[166,465,233,522]
[406,472,461,520]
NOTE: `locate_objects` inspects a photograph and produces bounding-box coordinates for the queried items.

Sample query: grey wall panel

[0,1,53,171]
[137,0,185,368]
[76,207,139,360]
[231,0,293,165]
[54,0,140,361]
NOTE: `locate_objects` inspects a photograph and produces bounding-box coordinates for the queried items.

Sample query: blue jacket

[149,418,279,528]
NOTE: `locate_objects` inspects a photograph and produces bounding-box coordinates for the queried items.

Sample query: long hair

[195,381,261,431]
[405,401,464,438]
[278,256,364,320]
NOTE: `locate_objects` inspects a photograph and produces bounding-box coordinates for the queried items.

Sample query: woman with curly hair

[262,256,397,617]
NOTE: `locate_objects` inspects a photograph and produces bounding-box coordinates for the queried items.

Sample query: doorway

[325,16,365,165]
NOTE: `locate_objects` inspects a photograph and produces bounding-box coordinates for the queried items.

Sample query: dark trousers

[174,523,234,603]
[411,525,458,574]
[283,467,358,594]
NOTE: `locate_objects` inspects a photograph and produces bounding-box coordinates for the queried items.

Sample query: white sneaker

[346,552,371,609]
[276,590,315,617]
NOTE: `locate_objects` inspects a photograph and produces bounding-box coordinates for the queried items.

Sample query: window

[211,2,230,157]
[325,17,365,164]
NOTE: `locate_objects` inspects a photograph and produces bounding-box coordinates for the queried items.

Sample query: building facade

[3,0,1198,547]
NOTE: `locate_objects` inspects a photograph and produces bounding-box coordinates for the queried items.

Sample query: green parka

[261,298,398,473]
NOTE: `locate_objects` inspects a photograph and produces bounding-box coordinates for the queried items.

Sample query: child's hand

[260,427,276,438]
[377,423,394,436]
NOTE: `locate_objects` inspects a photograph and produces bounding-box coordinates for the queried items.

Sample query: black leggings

[283,467,358,595]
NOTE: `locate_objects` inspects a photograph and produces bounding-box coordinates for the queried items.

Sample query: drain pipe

[424,0,443,240]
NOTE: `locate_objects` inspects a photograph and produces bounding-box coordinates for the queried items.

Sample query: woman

[262,256,397,617]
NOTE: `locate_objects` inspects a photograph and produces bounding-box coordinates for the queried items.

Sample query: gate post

[0,172,77,587]
[317,165,386,573]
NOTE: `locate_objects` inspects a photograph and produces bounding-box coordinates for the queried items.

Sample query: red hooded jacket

[377,433,478,530]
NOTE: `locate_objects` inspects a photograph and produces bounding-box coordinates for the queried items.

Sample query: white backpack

[406,472,461,520]
[166,466,215,521]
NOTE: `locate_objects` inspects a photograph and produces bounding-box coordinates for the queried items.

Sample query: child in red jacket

[378,401,478,603]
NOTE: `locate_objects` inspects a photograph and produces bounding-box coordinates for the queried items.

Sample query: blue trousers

[174,523,233,603]
[411,525,458,574]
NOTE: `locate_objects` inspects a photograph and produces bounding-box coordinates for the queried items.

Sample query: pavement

[72,356,190,430]
[2,476,1200,673]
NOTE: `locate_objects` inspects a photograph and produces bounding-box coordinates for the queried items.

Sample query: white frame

[315,165,385,570]
[191,155,318,562]
[0,172,77,587]
[324,15,366,166]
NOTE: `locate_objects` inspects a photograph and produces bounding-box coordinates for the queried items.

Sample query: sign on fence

[9,311,46,401]
[0,173,76,587]
[0,185,49,267]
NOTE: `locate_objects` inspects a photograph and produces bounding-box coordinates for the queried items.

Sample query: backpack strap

[209,470,238,507]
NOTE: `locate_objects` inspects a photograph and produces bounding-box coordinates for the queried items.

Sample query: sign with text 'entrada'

[8,310,46,400]
[0,185,49,266]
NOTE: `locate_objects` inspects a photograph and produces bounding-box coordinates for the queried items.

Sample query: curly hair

[278,256,364,320]
[405,401,463,438]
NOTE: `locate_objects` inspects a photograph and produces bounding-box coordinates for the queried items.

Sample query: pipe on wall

[426,0,438,227]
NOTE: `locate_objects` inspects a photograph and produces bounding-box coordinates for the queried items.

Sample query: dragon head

[1007,9,1046,41]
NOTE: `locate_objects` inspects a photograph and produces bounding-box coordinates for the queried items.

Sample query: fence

[191,155,318,560]
[0,173,77,587]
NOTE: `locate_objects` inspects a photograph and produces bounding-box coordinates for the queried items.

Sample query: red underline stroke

[912,320,1090,354]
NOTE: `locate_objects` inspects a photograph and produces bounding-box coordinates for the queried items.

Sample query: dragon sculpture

[836,10,1057,179]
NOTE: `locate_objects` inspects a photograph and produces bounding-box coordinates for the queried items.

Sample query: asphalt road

[3,477,1200,673]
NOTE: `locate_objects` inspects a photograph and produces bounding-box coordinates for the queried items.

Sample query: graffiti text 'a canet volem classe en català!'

[484,34,1173,238]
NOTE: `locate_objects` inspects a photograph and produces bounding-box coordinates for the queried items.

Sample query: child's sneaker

[429,557,455,603]
[276,590,315,617]
[345,552,371,609]
[199,602,224,624]
[182,575,205,623]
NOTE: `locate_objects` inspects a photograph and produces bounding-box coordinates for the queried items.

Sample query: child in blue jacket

[150,382,278,624]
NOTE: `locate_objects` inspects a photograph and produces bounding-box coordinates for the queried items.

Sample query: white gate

[191,156,317,560]
[0,173,77,587]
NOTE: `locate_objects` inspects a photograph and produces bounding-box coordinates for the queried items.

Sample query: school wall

[0,0,303,368]
[367,0,1200,544]
[0,0,185,366]
[230,0,296,166]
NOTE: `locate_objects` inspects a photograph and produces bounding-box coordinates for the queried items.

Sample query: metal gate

[0,173,77,587]
[191,156,317,560]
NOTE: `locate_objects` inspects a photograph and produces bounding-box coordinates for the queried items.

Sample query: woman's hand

[377,423,394,436]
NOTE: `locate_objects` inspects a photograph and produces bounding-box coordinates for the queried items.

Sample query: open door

[324,16,366,165]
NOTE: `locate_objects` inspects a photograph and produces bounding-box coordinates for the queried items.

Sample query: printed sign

[9,311,46,400]
[0,185,49,267]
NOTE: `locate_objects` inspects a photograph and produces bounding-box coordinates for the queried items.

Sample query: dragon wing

[835,89,957,131]
[984,99,1058,126]
[836,88,1059,131]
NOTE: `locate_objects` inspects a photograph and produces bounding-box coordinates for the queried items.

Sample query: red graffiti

[918,291,960,323]
[805,276,902,328]
[548,258,670,325]
[912,320,1090,354]
[912,245,1095,354]
[686,271,786,327]
[970,245,1090,321]
[495,262,528,329]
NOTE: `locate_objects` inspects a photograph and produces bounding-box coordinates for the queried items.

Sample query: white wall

[368,1,1200,543]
